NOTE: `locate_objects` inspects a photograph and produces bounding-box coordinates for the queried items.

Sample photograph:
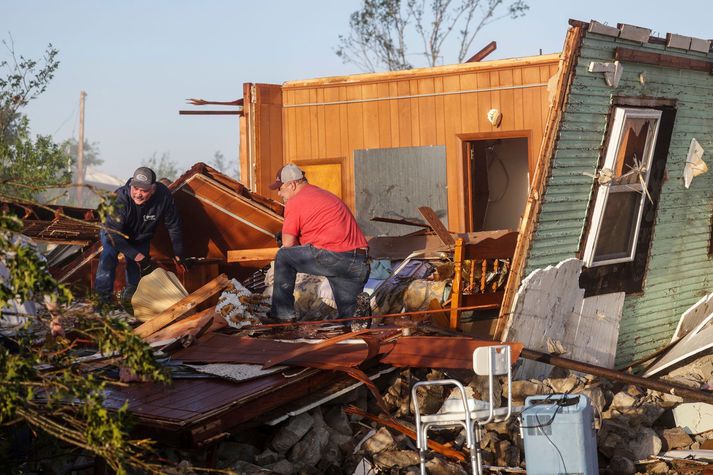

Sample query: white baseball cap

[268,163,305,190]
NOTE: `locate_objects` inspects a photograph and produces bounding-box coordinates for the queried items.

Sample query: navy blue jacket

[104,180,184,260]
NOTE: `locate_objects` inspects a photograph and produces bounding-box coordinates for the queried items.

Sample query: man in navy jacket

[95,167,184,304]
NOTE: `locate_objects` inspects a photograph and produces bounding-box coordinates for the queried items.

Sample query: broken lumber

[521,348,713,406]
[417,206,455,247]
[227,247,279,262]
[133,273,229,338]
[344,405,466,462]
[145,307,215,344]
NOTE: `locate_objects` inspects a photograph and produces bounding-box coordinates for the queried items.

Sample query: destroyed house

[230,19,713,369]
[500,20,713,369]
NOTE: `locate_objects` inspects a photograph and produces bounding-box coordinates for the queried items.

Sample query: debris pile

[160,357,713,475]
[216,278,268,329]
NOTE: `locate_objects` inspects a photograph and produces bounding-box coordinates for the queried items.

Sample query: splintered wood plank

[344,405,466,462]
[145,307,215,344]
[673,293,713,341]
[227,247,279,262]
[134,273,229,338]
[418,206,455,246]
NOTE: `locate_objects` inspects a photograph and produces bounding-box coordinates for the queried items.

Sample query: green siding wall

[524,31,713,366]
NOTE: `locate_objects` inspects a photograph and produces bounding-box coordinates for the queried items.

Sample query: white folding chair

[411,345,512,474]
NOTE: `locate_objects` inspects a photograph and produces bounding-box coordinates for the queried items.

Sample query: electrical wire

[486,145,510,204]
[536,407,568,474]
[516,390,581,474]
[53,103,78,136]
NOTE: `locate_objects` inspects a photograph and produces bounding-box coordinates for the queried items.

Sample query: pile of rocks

[160,357,713,474]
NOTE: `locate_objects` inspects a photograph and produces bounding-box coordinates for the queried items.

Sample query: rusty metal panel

[172,333,375,367]
[381,336,523,369]
[354,146,447,236]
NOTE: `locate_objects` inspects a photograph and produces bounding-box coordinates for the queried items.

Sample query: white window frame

[583,107,662,267]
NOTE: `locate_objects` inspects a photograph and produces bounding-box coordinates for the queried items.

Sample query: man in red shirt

[269,163,370,322]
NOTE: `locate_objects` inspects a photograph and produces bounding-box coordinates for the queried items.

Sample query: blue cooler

[521,394,599,475]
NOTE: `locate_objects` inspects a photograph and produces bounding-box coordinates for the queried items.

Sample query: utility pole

[76,90,87,206]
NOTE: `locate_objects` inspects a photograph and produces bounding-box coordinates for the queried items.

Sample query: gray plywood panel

[354,146,447,236]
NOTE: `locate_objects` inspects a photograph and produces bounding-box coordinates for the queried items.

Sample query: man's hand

[281,233,298,248]
[174,256,188,275]
[138,257,157,276]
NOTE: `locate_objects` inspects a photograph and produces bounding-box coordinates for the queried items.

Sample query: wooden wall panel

[522,66,544,175]
[434,77,446,144]
[362,83,380,150]
[323,88,342,157]
[409,79,421,146]
[397,80,413,147]
[376,82,392,148]
[283,89,297,166]
[512,68,525,131]
[280,55,560,232]
[499,69,515,131]
[315,89,326,158]
[417,78,437,145]
[388,82,400,147]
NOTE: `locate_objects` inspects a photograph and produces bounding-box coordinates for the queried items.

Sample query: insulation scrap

[187,363,287,383]
[216,278,269,329]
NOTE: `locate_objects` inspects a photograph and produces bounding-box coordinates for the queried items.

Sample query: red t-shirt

[283,184,368,252]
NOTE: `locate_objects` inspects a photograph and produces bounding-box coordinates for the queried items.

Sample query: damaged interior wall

[514,20,713,366]
[239,83,284,196]
[275,55,559,231]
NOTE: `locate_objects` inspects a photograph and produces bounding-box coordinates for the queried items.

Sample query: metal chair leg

[420,423,432,475]
[464,421,479,475]
[473,425,483,475]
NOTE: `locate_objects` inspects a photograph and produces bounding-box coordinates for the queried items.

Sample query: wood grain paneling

[280,55,559,232]
[242,83,284,198]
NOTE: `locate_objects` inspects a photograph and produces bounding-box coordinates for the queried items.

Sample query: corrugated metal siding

[353,145,447,236]
[525,31,713,365]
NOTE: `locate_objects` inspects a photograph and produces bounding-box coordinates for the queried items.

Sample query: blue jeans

[95,230,149,301]
[271,245,370,320]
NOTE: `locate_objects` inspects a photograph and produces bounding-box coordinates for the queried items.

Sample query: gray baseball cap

[130,167,156,190]
[269,163,305,190]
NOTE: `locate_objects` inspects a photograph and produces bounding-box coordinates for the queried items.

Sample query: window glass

[583,108,661,267]
[592,191,640,262]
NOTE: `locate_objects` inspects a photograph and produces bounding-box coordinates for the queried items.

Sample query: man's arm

[281,233,298,247]
[104,195,143,259]
[162,193,184,258]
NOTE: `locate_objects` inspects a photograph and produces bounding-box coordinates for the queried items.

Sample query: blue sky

[5,0,711,180]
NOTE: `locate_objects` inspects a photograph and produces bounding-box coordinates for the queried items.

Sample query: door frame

[458,130,532,232]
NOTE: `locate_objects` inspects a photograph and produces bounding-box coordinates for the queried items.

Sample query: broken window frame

[582,107,662,267]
